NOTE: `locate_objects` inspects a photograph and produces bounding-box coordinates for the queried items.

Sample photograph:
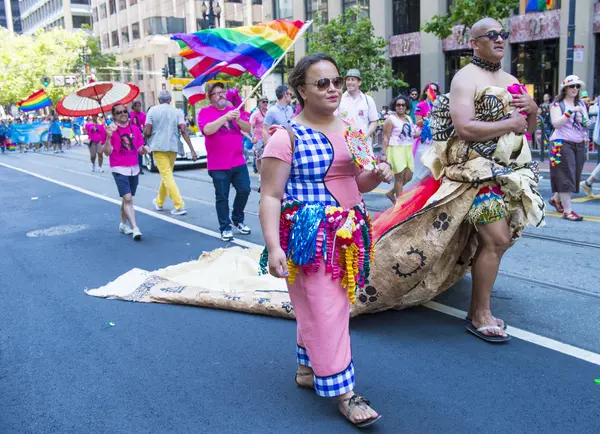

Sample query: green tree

[306,8,406,92]
[422,0,519,39]
[74,24,117,81]
[0,27,116,108]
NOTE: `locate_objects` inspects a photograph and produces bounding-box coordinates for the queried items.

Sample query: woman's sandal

[563,211,583,221]
[549,198,564,213]
[294,371,314,389]
[340,394,382,429]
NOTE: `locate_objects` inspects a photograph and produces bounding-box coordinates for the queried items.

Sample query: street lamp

[200,1,221,29]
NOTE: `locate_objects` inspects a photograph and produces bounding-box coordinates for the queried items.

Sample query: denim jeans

[208,164,251,232]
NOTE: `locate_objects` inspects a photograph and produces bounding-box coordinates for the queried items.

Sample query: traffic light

[162,65,169,79]
[41,76,50,87]
[168,57,176,77]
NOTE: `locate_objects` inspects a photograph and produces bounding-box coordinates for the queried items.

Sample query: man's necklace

[470,55,501,72]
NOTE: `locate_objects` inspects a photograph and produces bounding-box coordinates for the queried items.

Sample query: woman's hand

[268,247,288,278]
[374,162,393,184]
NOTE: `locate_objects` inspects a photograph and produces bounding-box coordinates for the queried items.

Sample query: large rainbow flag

[17,89,53,112]
[172,19,311,78]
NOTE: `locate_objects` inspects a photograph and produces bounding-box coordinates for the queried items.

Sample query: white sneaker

[97,166,104,173]
[233,222,251,235]
[580,181,593,197]
[119,223,133,235]
[152,198,164,211]
[132,227,142,240]
[92,164,96,172]
[171,207,187,216]
[221,230,233,241]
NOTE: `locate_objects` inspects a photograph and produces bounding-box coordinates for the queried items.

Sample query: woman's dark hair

[420,82,439,102]
[390,95,412,116]
[288,53,339,109]
[111,103,126,115]
[554,85,580,107]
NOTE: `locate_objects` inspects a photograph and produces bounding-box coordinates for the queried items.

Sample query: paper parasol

[56,82,139,117]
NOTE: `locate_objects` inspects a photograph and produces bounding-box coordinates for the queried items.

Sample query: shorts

[51,134,62,144]
[253,140,265,160]
[88,141,103,154]
[112,172,139,197]
[467,184,505,225]
[387,145,414,174]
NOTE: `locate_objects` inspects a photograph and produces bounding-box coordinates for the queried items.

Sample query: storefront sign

[442,25,471,52]
[593,2,600,33]
[509,9,560,43]
[389,32,421,57]
[574,45,584,63]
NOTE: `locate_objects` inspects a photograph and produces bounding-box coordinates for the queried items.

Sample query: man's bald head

[470,18,502,39]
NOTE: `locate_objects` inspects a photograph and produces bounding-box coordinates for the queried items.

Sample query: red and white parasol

[56,81,139,117]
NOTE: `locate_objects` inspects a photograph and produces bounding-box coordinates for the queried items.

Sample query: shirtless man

[450,18,537,341]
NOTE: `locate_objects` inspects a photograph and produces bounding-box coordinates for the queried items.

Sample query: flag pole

[236,21,313,110]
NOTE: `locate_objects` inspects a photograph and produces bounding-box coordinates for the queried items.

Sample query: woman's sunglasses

[474,30,510,41]
[305,76,344,91]
[396,103,406,107]
[567,84,581,89]
[114,110,128,115]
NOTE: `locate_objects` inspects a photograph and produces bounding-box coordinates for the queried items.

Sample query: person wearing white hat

[548,75,591,221]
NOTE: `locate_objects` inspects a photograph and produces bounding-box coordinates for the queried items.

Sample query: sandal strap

[295,371,313,377]
[343,395,371,419]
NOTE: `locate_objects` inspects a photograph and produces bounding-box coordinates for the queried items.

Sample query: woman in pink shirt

[103,103,149,240]
[250,95,269,176]
[84,115,107,172]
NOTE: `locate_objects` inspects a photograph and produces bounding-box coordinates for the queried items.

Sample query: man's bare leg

[468,219,510,338]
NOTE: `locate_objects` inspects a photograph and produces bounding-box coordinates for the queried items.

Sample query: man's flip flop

[465,316,507,330]
[465,323,511,343]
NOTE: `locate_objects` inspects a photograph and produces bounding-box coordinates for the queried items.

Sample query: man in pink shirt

[198,82,252,241]
[130,101,147,174]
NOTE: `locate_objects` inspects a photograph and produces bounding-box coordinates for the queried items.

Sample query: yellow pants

[154,151,184,210]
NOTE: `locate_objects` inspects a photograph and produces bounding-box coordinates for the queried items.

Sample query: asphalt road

[1,148,599,433]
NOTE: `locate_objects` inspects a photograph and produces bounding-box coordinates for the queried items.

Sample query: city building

[1,0,23,33]
[91,0,264,111]
[264,0,600,107]
[20,0,92,34]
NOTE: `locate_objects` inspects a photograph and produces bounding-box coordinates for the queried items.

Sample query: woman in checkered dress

[259,54,392,428]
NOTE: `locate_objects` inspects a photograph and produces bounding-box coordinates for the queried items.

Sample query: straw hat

[561,75,585,88]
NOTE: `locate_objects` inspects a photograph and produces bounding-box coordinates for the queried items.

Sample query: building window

[273,0,293,19]
[392,0,420,35]
[132,22,140,39]
[73,15,92,28]
[99,3,107,18]
[146,57,154,76]
[143,17,185,35]
[102,33,109,49]
[511,40,560,102]
[119,0,126,10]
[392,55,420,96]
[225,0,242,3]
[109,0,116,15]
[134,59,143,79]
[93,7,98,21]
[252,0,262,4]
[130,0,137,4]
[111,30,119,47]
[121,26,130,43]
[123,61,132,82]
[305,0,328,22]
[225,20,243,28]
[72,0,90,4]
[343,0,369,19]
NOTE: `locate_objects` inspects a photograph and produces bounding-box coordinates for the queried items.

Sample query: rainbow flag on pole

[17,89,53,112]
[172,19,311,78]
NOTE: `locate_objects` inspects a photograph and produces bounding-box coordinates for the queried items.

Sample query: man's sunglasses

[474,30,510,41]
[304,76,344,91]
[114,110,128,115]
[567,84,581,89]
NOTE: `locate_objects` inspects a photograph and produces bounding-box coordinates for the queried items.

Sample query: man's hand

[251,137,258,144]
[509,110,528,133]
[190,150,198,161]
[513,89,538,115]
[138,145,149,155]
[571,105,584,113]
[106,123,117,137]
[225,109,240,121]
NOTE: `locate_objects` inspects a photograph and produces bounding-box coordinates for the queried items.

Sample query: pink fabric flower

[507,83,532,142]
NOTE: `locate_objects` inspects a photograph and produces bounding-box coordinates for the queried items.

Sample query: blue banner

[9,122,50,144]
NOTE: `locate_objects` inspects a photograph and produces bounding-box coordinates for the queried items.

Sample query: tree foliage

[422,0,519,39]
[0,27,116,108]
[306,8,406,92]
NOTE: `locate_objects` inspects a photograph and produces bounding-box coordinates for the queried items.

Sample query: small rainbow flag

[17,89,53,112]
[172,20,311,78]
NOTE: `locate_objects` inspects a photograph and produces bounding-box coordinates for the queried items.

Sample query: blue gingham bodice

[284,122,338,206]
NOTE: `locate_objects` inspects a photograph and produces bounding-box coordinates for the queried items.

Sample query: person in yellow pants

[144,91,197,216]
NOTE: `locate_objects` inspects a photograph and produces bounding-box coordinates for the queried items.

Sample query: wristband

[564,109,573,118]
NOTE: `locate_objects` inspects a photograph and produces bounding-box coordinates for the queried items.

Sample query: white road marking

[2,161,600,367]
